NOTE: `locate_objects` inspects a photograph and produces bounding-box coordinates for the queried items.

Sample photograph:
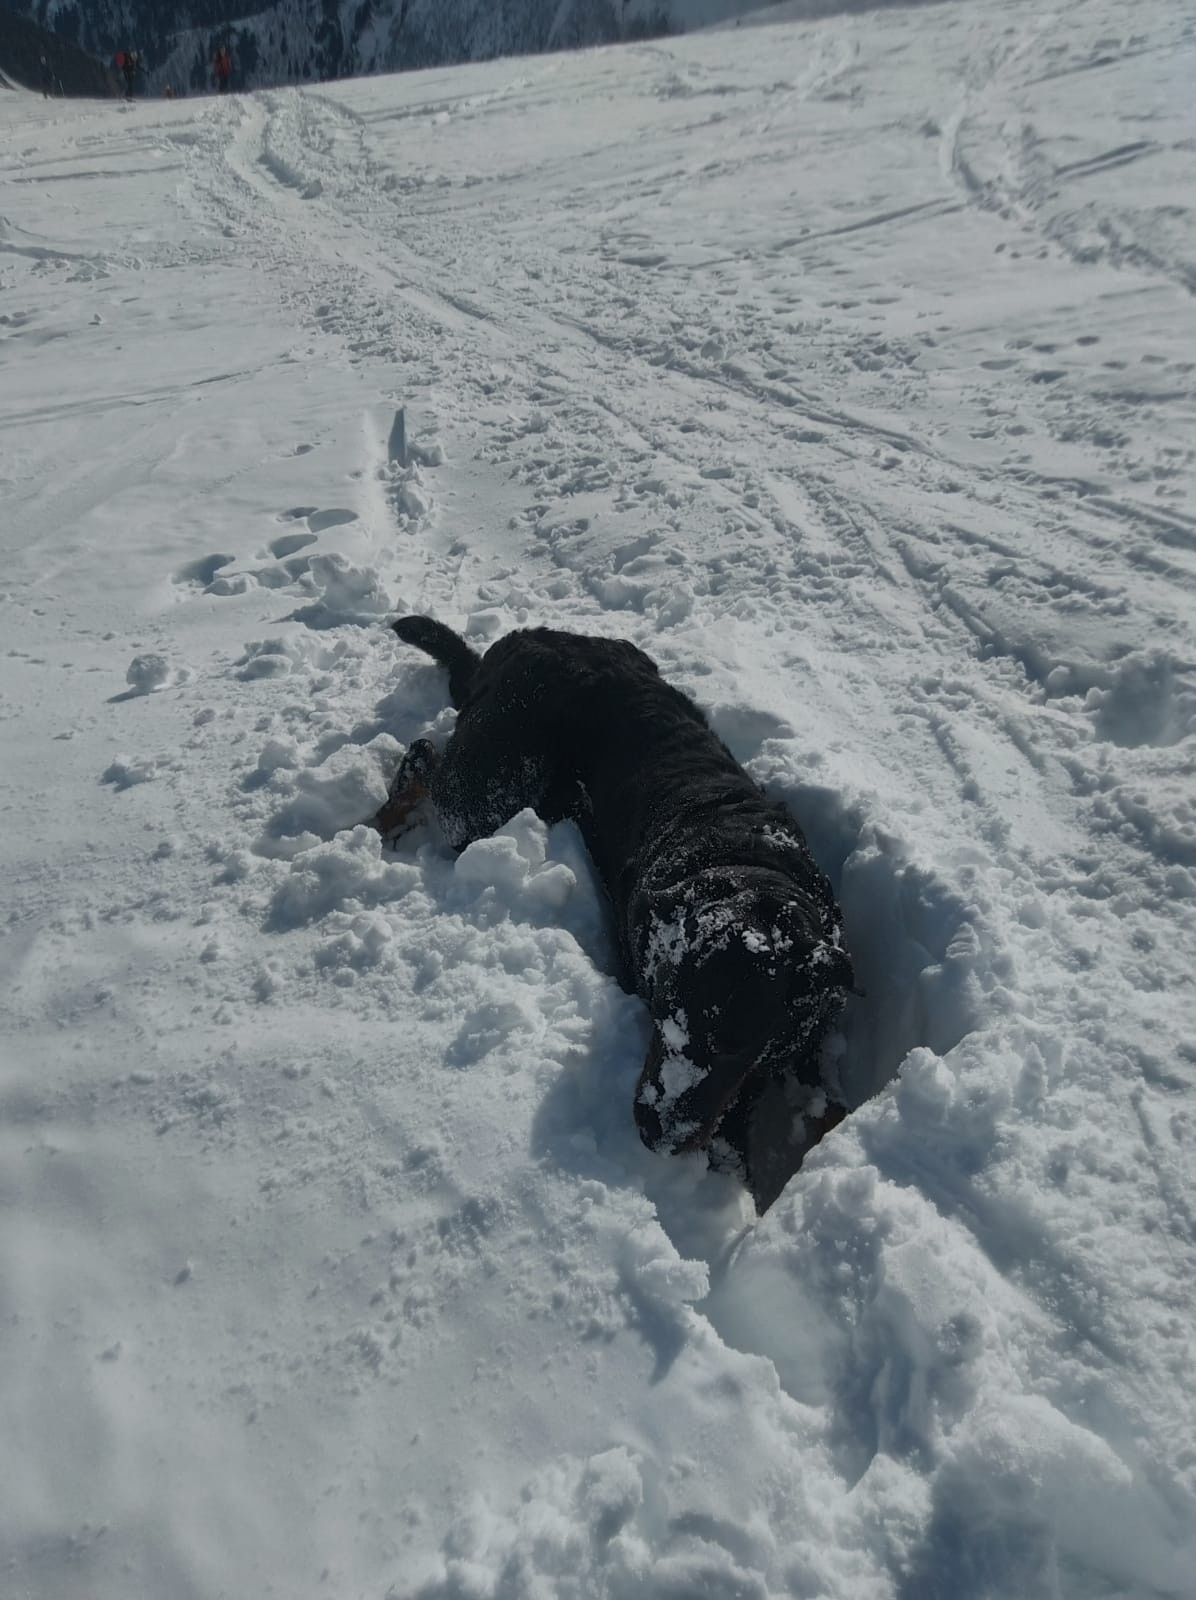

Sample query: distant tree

[313,0,345,78]
[237,27,259,81]
[55,4,81,44]
[626,7,671,40]
[555,0,620,51]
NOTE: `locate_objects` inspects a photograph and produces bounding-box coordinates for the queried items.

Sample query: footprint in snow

[172,553,234,588]
[269,532,317,559]
[305,509,358,534]
[173,513,362,603]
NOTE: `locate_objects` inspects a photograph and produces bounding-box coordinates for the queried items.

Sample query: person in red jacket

[213,45,233,94]
[117,49,140,100]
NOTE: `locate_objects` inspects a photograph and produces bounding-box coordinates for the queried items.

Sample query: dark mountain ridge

[0,4,119,96]
[4,0,676,96]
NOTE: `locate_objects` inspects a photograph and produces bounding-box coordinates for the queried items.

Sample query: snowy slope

[2,1,1195,1597]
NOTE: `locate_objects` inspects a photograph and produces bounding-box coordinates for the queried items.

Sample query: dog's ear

[799,938,853,999]
[766,894,854,1001]
[825,942,855,994]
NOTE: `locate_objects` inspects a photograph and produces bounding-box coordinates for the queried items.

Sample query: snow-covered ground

[2,2,1195,1595]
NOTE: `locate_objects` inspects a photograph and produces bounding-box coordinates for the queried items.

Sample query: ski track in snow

[2,2,1195,1597]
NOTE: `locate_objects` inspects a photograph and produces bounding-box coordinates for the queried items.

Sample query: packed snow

[2,1,1194,1596]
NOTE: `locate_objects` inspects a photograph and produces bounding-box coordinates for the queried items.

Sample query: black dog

[375,616,854,1202]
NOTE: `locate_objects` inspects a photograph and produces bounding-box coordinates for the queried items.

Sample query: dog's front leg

[369,737,441,840]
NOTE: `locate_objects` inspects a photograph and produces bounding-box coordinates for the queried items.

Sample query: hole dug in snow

[727,778,985,1214]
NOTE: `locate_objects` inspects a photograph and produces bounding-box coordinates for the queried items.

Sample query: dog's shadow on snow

[737,760,983,1214]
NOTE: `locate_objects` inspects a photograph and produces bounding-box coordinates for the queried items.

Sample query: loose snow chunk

[236,637,311,680]
[259,738,394,853]
[256,737,300,775]
[314,908,398,975]
[621,1221,709,1310]
[125,652,171,694]
[267,825,419,929]
[102,754,159,789]
[407,438,445,467]
[213,847,253,885]
[1082,648,1196,748]
[449,996,540,1065]
[394,472,432,520]
[454,810,577,915]
[299,553,391,622]
[577,1448,644,1544]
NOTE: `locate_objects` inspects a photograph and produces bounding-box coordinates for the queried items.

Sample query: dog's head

[634,878,853,1155]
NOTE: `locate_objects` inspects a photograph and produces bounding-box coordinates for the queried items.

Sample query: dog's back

[392,615,843,969]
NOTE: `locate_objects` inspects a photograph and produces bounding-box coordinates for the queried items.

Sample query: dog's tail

[391,615,482,708]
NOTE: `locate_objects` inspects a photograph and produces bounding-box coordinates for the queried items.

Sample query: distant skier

[119,49,140,101]
[213,45,233,94]
[40,54,53,98]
